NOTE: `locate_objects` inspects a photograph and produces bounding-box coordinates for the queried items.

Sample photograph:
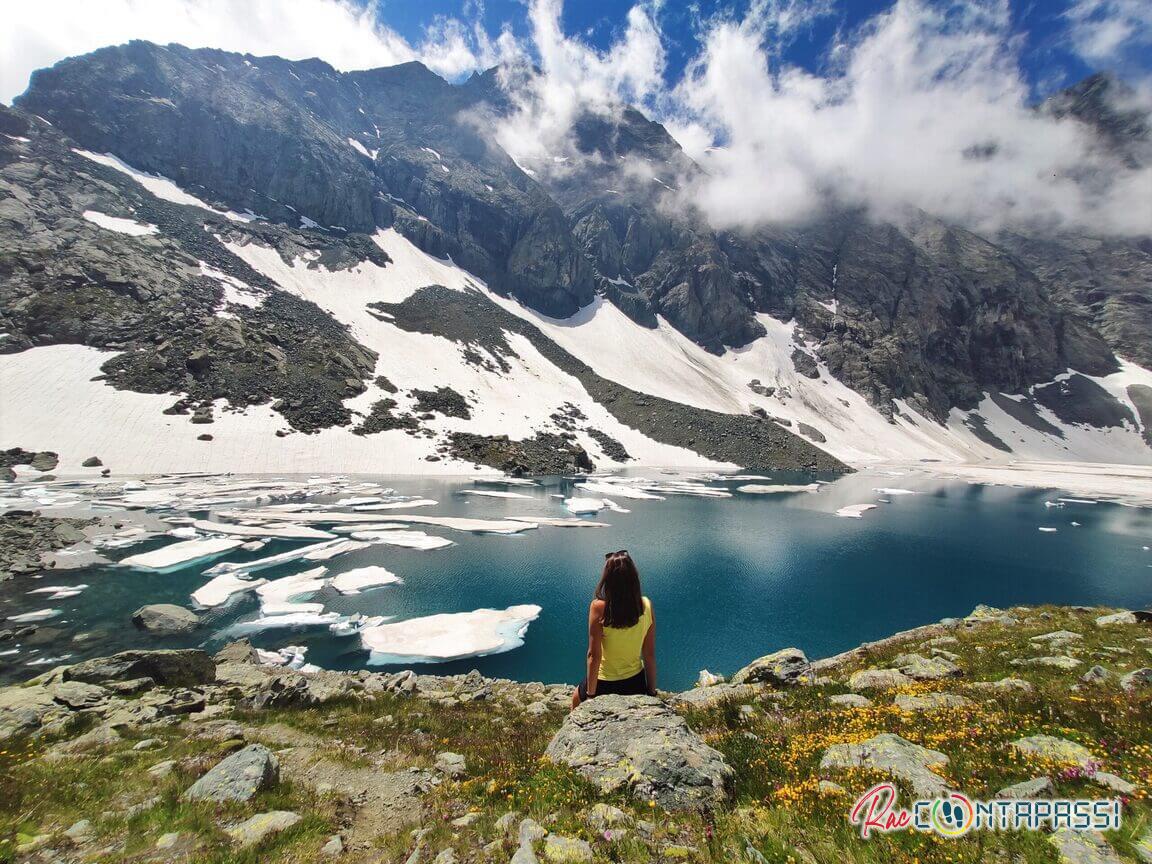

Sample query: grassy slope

[1,604,1149,863]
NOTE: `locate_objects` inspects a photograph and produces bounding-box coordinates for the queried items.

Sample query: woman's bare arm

[585,599,605,695]
[641,604,657,695]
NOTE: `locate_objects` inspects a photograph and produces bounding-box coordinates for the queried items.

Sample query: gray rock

[730,648,813,687]
[147,759,176,779]
[964,604,1019,626]
[320,834,344,856]
[518,818,548,846]
[543,835,593,863]
[1010,735,1096,767]
[1032,630,1084,644]
[434,751,466,778]
[1081,665,1113,683]
[544,694,733,810]
[847,668,914,689]
[1096,611,1138,626]
[1012,655,1082,670]
[183,744,279,802]
[226,810,301,847]
[893,652,963,680]
[495,811,521,835]
[1121,668,1152,692]
[156,832,180,850]
[64,819,93,841]
[669,683,762,709]
[586,803,630,831]
[995,776,1056,799]
[968,677,1033,694]
[66,649,214,687]
[1048,830,1124,864]
[431,850,457,864]
[1093,771,1136,794]
[820,733,951,797]
[51,680,109,710]
[131,604,199,636]
[893,693,973,711]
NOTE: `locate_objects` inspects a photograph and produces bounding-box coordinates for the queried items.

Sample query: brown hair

[595,551,644,628]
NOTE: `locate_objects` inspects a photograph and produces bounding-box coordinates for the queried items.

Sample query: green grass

[1,605,1149,863]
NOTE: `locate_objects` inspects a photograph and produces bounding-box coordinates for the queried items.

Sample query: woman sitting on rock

[572,550,657,708]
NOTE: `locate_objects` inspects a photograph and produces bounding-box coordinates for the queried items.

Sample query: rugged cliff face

[17,42,595,319]
[4,43,1150,468]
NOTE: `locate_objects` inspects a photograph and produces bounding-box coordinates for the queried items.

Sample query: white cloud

[4,0,1149,236]
[490,0,1151,235]
[1066,0,1152,76]
[0,0,492,103]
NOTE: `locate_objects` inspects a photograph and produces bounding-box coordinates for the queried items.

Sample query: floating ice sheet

[835,504,878,519]
[361,604,542,663]
[120,537,244,573]
[7,609,62,623]
[192,519,336,541]
[331,566,402,595]
[737,483,820,494]
[192,573,268,608]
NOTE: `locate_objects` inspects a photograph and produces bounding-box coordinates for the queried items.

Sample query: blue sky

[370,0,1141,99]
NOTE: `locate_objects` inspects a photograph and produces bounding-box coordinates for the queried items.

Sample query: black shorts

[577,669,650,701]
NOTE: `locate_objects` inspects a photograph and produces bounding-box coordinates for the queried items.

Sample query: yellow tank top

[599,596,652,681]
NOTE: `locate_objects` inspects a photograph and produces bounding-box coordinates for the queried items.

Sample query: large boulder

[820,733,951,797]
[1010,735,1096,768]
[670,683,762,710]
[731,648,813,687]
[132,604,200,636]
[183,744,279,803]
[544,695,733,811]
[65,649,214,687]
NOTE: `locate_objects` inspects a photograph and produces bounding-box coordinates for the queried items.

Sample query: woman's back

[598,596,651,681]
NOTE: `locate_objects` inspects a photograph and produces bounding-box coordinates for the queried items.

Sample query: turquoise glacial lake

[2,471,1150,688]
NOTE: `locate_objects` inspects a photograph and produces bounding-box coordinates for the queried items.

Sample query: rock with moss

[544,694,733,810]
[731,648,813,687]
[820,733,951,797]
[183,744,280,803]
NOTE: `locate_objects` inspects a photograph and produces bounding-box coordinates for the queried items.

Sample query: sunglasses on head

[604,549,629,559]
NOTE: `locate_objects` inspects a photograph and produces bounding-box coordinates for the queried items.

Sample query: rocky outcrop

[544,695,733,810]
[730,648,813,687]
[64,649,215,687]
[131,604,200,636]
[0,510,93,579]
[183,744,280,802]
[820,733,951,797]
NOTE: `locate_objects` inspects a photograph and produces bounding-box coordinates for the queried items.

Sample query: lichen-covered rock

[544,695,733,810]
[820,733,951,797]
[543,835,593,863]
[226,811,300,847]
[828,694,872,708]
[1048,830,1124,864]
[1096,611,1138,626]
[894,693,973,711]
[847,668,914,690]
[1121,668,1152,692]
[65,649,214,687]
[183,744,279,802]
[731,648,813,687]
[669,683,762,709]
[1010,735,1096,767]
[893,653,963,680]
[995,776,1056,799]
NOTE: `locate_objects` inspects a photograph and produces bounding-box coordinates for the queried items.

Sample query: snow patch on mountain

[81,210,158,236]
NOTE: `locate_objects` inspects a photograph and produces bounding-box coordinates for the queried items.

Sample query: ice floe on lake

[7,609,62,623]
[737,483,820,494]
[835,504,878,519]
[120,537,244,572]
[331,565,402,595]
[192,573,268,609]
[361,604,542,663]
